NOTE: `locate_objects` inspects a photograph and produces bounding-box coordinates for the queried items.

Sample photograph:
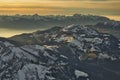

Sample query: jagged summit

[9,25,110,45]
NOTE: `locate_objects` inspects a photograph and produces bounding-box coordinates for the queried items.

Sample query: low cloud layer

[0,0,120,16]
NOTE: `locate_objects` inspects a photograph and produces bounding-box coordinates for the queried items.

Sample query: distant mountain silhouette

[0,14,111,30]
[0,14,120,38]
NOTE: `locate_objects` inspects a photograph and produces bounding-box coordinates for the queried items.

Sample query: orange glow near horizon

[0,0,120,37]
[105,15,120,21]
[0,0,120,16]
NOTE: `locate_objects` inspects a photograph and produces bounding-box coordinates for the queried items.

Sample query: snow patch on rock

[75,70,89,78]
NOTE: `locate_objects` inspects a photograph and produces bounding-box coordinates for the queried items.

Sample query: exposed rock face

[0,25,120,80]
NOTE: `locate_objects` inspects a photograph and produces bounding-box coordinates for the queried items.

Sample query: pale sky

[0,0,120,16]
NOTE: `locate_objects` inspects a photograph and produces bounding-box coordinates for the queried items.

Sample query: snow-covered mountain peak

[62,25,99,36]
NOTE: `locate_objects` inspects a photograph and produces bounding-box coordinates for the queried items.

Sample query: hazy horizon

[0,0,120,37]
[0,14,120,21]
[0,14,120,38]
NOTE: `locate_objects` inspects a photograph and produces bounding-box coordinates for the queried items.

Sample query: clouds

[0,0,119,16]
[0,0,119,17]
[0,0,120,37]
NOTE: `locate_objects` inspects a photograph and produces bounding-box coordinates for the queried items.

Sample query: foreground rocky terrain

[0,25,120,80]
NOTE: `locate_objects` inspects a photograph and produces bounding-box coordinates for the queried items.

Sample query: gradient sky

[0,0,120,16]
[0,0,120,37]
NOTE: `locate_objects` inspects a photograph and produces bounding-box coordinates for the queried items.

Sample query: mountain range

[0,25,120,80]
[0,14,120,39]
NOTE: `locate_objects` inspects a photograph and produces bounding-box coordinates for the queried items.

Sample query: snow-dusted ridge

[0,25,120,80]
